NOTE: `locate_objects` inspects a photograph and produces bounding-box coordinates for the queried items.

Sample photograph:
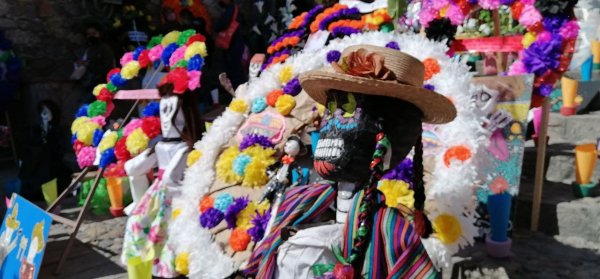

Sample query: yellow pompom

[184,41,208,59]
[241,146,277,187]
[162,31,181,46]
[216,146,243,184]
[275,94,296,116]
[121,61,141,80]
[71,117,90,134]
[76,122,100,145]
[279,66,293,84]
[98,131,118,153]
[236,201,270,229]
[171,208,181,220]
[377,180,414,209]
[93,84,106,96]
[433,214,462,244]
[229,99,248,114]
[186,150,202,167]
[522,32,537,48]
[175,253,190,275]
[125,128,149,155]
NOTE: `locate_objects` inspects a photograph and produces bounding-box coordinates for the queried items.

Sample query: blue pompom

[93,129,104,147]
[110,73,127,87]
[187,55,204,71]
[214,193,234,212]
[71,133,77,145]
[142,102,160,117]
[99,148,116,168]
[75,105,89,117]
[161,43,179,65]
[232,154,252,176]
[252,97,267,113]
[133,46,146,60]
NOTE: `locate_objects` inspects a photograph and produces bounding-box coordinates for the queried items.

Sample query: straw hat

[300,45,456,124]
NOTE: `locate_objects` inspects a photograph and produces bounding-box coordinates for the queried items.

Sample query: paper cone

[41,178,58,206]
[592,40,600,66]
[575,144,598,184]
[127,259,152,279]
[487,193,512,242]
[532,107,542,135]
[560,76,579,115]
[106,177,123,209]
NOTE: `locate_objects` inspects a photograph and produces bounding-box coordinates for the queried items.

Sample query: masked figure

[246,45,456,278]
[121,82,203,278]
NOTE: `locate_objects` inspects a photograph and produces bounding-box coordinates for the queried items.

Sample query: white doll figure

[0,203,20,266]
[121,82,204,278]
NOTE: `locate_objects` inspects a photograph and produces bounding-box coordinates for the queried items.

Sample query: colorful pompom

[283,78,301,96]
[169,46,187,67]
[93,84,106,96]
[252,97,267,113]
[92,129,104,147]
[110,73,127,87]
[99,148,116,168]
[216,146,242,184]
[187,55,204,71]
[378,180,414,209]
[175,253,190,275]
[177,29,196,46]
[232,154,252,176]
[123,119,143,137]
[87,100,107,117]
[161,31,181,46]
[125,128,149,155]
[98,131,118,153]
[120,52,134,67]
[186,150,202,167]
[161,43,179,65]
[279,66,293,84]
[147,35,163,48]
[275,94,296,115]
[114,137,131,161]
[214,193,234,212]
[266,90,283,106]
[187,70,201,91]
[77,146,96,168]
[225,196,249,229]
[326,50,342,63]
[121,61,141,80]
[149,44,164,62]
[199,207,224,228]
[75,121,100,145]
[75,105,88,117]
[229,99,248,113]
[185,41,208,59]
[142,102,160,117]
[199,196,214,213]
[141,116,161,139]
[423,58,441,80]
[229,228,251,252]
[106,68,121,82]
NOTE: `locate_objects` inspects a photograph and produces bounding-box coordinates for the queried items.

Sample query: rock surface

[557,197,600,243]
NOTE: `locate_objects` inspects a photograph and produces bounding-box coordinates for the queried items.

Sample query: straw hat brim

[300,70,457,124]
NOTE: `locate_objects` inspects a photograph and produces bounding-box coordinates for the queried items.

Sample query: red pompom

[186,34,206,45]
[73,140,85,153]
[138,50,151,68]
[511,2,524,20]
[528,21,544,33]
[141,116,161,139]
[114,137,131,161]
[97,88,113,102]
[106,68,122,82]
[167,67,189,94]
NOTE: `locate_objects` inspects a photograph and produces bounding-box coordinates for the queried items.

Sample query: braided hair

[412,135,433,238]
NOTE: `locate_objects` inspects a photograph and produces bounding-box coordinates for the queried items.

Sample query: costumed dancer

[121,79,203,277]
[246,45,457,278]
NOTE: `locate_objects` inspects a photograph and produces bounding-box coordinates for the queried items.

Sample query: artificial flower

[236,201,270,229]
[186,149,202,167]
[518,5,542,27]
[148,44,164,62]
[229,99,248,113]
[161,31,181,46]
[175,253,190,275]
[247,209,271,241]
[332,48,395,81]
[106,82,118,93]
[142,102,160,117]
[104,161,126,177]
[522,32,537,48]
[275,94,296,116]
[385,41,400,50]
[216,146,243,184]
[138,50,151,68]
[75,105,88,117]
[185,41,208,60]
[200,207,224,228]
[141,116,161,138]
[120,52,134,67]
[252,97,268,113]
[99,148,116,168]
[98,131,118,153]
[169,46,187,67]
[214,193,234,212]
[225,196,249,229]
[97,88,113,102]
[559,20,579,39]
[378,179,414,209]
[77,146,96,168]
[114,137,131,161]
[125,128,149,155]
[161,43,179,66]
[123,118,143,137]
[283,78,302,96]
[443,145,472,167]
[121,61,141,80]
[133,46,145,60]
[87,100,107,117]
[177,29,196,46]
[75,122,100,145]
[91,116,106,127]
[239,134,274,150]
[92,129,103,147]
[187,55,204,71]
[432,213,462,244]
[166,67,189,94]
[229,228,251,252]
[423,58,441,80]
[147,35,163,48]
[71,116,90,134]
[93,84,107,96]
[279,66,293,84]
[240,146,277,187]
[199,196,214,213]
[106,68,121,82]
[187,70,201,91]
[233,154,252,176]
[185,34,206,46]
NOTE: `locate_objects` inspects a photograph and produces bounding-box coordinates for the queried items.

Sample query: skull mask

[160,95,185,138]
[314,90,423,182]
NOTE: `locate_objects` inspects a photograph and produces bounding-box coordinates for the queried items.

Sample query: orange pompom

[229,228,251,252]
[266,90,284,106]
[423,58,441,80]
[443,145,472,167]
[199,196,214,213]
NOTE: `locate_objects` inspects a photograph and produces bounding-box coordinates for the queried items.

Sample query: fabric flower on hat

[77,146,96,168]
[184,42,208,60]
[187,70,201,91]
[162,67,190,94]
[121,61,141,80]
[332,48,396,81]
[120,52,134,67]
[275,94,296,116]
[169,46,187,67]
[126,128,149,155]
[161,31,181,46]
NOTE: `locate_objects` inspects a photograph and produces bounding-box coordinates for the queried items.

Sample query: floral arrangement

[216,139,277,188]
[419,0,579,98]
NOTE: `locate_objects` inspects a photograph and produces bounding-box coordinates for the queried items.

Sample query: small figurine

[259,135,306,203]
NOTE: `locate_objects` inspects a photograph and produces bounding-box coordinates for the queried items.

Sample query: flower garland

[419,0,579,98]
[168,31,483,277]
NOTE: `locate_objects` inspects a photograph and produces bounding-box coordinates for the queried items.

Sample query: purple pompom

[200,208,224,229]
[423,84,435,91]
[385,42,400,50]
[283,78,302,96]
[224,196,250,229]
[327,50,341,63]
[382,158,414,188]
[239,134,274,150]
[247,209,271,241]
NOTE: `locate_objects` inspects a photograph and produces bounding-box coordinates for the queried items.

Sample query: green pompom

[177,29,196,46]
[380,23,394,33]
[147,35,163,49]
[174,60,188,68]
[106,82,118,93]
[87,100,107,117]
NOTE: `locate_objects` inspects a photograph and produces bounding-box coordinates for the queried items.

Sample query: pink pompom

[77,146,96,168]
[419,8,436,27]
[91,116,106,127]
[188,70,201,91]
[169,46,187,67]
[560,21,580,40]
[432,0,449,10]
[520,0,534,4]
[120,52,134,67]
[536,31,552,43]
[447,4,466,25]
[507,60,527,75]
[149,45,164,62]
[123,119,143,137]
[519,5,542,27]
[105,101,115,117]
[479,0,500,9]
